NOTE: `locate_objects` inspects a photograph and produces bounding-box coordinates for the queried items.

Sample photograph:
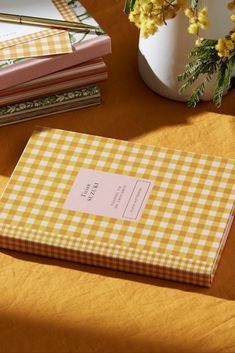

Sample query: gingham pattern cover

[0,0,77,59]
[0,127,234,287]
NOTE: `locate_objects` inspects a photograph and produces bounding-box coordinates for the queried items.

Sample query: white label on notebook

[64,168,153,222]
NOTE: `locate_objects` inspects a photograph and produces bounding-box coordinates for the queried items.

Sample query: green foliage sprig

[124,0,136,13]
[177,39,235,107]
[191,0,199,9]
[124,0,235,107]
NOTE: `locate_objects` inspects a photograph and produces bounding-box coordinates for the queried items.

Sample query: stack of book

[0,0,111,126]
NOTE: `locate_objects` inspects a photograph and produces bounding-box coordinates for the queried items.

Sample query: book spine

[0,58,106,95]
[0,85,100,116]
[0,36,111,91]
[0,72,107,106]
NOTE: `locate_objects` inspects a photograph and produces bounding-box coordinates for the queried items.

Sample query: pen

[0,12,99,32]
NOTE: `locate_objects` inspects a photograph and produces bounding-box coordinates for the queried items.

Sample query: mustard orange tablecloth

[0,1,235,352]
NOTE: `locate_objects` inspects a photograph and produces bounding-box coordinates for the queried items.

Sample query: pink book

[0,58,107,105]
[0,1,111,91]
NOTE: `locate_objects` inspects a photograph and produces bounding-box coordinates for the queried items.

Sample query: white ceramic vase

[138,0,233,101]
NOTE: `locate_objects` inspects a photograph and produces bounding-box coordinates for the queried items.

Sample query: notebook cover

[0,1,111,90]
[0,127,234,287]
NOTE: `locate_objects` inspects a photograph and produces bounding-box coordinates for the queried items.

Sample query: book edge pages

[0,233,212,287]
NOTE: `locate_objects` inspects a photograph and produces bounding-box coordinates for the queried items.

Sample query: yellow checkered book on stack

[0,127,234,286]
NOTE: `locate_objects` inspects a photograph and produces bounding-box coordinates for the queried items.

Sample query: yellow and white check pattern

[0,33,73,60]
[0,0,78,60]
[0,127,234,287]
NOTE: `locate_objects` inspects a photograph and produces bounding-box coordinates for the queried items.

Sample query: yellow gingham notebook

[0,127,234,287]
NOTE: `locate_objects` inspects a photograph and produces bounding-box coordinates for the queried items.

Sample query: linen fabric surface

[0,1,235,352]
